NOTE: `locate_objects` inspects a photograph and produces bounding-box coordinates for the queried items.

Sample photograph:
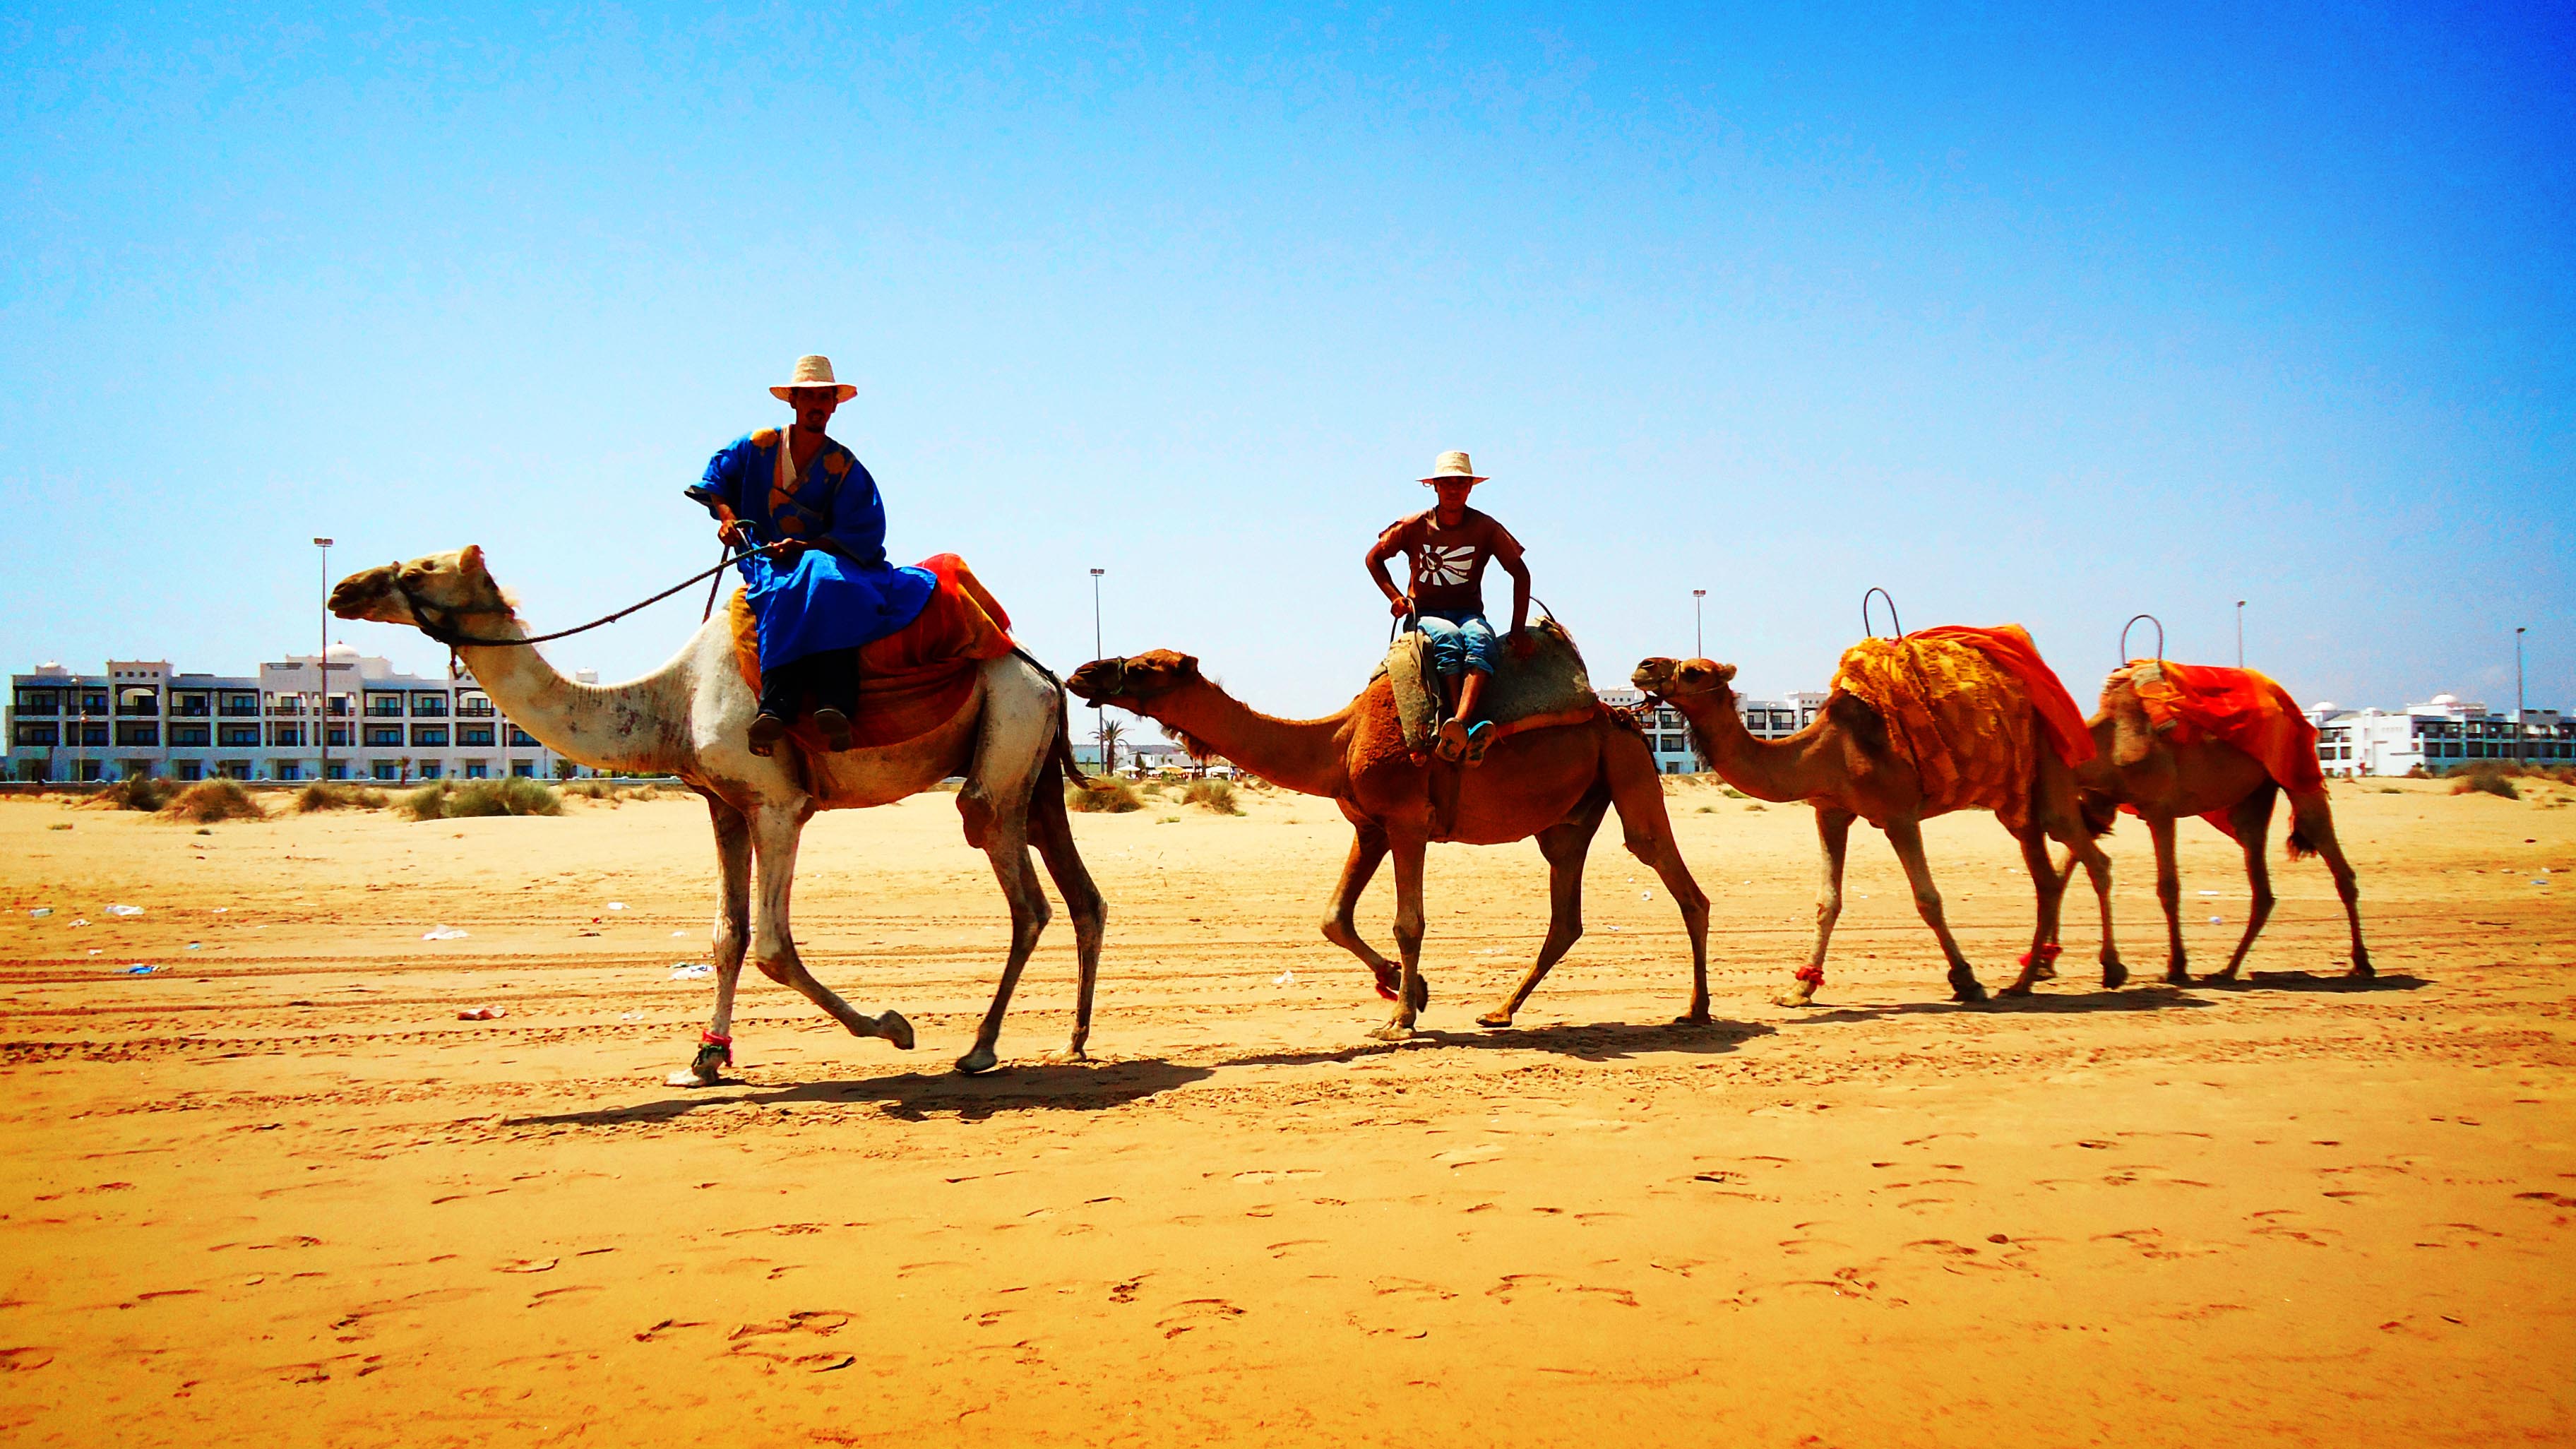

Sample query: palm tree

[1093,717,1126,775]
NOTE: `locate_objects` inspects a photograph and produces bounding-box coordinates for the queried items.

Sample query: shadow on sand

[2191,969,2428,994]
[1784,983,2219,1025]
[1217,1017,1775,1071]
[502,1057,1215,1130]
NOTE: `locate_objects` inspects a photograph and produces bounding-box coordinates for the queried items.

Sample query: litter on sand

[422,926,470,941]
[105,904,143,917]
[28,908,51,919]
[68,919,89,928]
[606,902,627,912]
[669,962,714,980]
[2208,916,2224,925]
[186,943,202,950]
[1640,891,1653,901]
[670,930,689,938]
[457,1006,507,1021]
[1273,969,1294,986]
[2198,890,2222,897]
[121,964,155,975]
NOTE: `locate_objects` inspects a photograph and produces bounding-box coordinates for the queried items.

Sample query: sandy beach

[0,776,2569,1446]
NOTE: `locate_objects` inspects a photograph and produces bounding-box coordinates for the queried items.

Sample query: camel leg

[2001,830,2079,996]
[1602,745,1714,1024]
[955,804,1054,1075]
[671,794,754,1088]
[2063,828,2124,989]
[1370,832,1430,1041]
[2204,786,2279,982]
[1884,818,1986,1003]
[1029,761,1109,1061]
[1478,790,1609,1028]
[2149,815,2188,983]
[1322,824,1421,1008]
[2286,789,2372,977]
[744,801,917,1051]
[1779,806,1854,1006]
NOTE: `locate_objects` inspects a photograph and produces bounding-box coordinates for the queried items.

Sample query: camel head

[329,546,516,636]
[1066,650,1203,714]
[1632,657,1738,708]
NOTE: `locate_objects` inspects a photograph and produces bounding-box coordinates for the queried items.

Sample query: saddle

[727,553,1017,753]
[1373,616,1599,751]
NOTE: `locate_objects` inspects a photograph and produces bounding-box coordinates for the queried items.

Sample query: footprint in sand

[1155,1298,1244,1339]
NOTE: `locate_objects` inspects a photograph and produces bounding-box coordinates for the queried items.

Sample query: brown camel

[2048,672,2371,983]
[1064,650,1710,1037]
[1633,655,2120,1005]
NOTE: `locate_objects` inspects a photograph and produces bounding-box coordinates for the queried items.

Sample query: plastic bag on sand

[1272,968,1294,986]
[422,925,470,941]
[670,962,714,980]
[28,908,51,919]
[105,904,143,917]
[458,1006,507,1021]
[122,964,155,975]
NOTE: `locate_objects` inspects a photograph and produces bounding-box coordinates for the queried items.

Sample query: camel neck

[1142,682,1349,798]
[454,617,696,776]
[1671,690,1813,804]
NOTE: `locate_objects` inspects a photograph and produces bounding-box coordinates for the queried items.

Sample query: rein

[393,542,787,650]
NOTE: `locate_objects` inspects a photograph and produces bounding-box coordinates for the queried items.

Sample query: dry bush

[296,783,388,812]
[1182,779,1242,815]
[406,777,561,819]
[83,777,171,811]
[2450,763,2520,799]
[404,783,452,821]
[160,779,265,823]
[1066,777,1143,813]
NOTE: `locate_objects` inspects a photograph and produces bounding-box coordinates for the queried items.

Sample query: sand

[0,775,2570,1445]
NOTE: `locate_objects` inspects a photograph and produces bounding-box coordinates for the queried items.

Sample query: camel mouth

[328,566,399,622]
[1065,658,1126,705]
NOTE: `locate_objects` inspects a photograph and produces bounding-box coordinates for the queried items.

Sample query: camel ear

[2102,676,2153,767]
[1712,662,1738,686]
[458,545,490,581]
[1176,653,1201,678]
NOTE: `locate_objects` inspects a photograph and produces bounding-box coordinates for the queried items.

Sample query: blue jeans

[1415,611,1497,678]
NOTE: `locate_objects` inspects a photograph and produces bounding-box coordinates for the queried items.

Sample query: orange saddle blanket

[727,553,1018,750]
[1827,624,2094,832]
[2119,660,2323,837]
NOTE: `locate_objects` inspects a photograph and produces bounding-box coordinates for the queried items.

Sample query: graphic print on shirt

[1417,542,1477,587]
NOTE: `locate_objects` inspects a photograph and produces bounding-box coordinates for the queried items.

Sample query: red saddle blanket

[2124,661,2324,838]
[727,553,1018,750]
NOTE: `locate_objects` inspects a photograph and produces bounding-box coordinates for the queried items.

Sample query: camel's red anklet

[1793,965,1825,986]
[2016,943,2063,968]
[699,1030,734,1065]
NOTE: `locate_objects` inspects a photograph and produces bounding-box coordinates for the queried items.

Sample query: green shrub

[404,777,561,820]
[2451,763,2520,799]
[295,783,388,812]
[404,783,452,821]
[501,777,562,816]
[160,779,264,823]
[1066,777,1143,813]
[1181,779,1241,815]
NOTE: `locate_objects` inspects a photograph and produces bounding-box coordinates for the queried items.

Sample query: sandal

[812,708,855,753]
[1462,720,1494,764]
[1433,717,1468,762]
[746,712,787,758]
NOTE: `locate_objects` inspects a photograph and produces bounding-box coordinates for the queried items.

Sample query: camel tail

[1014,645,1088,785]
[2286,824,2318,861]
[2078,792,2119,840]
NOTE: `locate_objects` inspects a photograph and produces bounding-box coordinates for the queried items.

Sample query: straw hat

[770,354,857,402]
[1419,450,1488,484]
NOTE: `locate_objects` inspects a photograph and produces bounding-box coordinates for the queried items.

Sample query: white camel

[330,546,1104,1080]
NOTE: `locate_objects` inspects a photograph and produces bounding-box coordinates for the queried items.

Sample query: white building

[7,648,596,784]
[2312,693,2572,777]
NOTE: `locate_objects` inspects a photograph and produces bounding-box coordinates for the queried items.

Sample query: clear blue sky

[4,4,2569,715]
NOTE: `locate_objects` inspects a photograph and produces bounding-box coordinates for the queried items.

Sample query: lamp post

[314,538,335,785]
[1692,589,1706,658]
[1090,568,1107,773]
[2235,600,2246,668]
[2517,626,2528,768]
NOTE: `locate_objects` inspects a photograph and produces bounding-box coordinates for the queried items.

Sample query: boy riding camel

[1366,450,1536,765]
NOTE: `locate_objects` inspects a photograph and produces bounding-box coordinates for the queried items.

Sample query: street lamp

[1090,568,1107,773]
[315,538,335,784]
[1692,589,1706,658]
[2517,626,2528,768]
[2235,600,2246,668]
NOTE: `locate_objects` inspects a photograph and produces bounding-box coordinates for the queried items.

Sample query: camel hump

[1374,616,1598,748]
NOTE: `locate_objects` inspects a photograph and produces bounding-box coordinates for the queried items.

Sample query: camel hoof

[1367,1022,1416,1043]
[1951,980,1990,1004]
[667,1067,719,1088]
[1673,1010,1712,1027]
[2197,970,2240,986]
[2164,968,2191,986]
[876,1010,917,1051]
[1772,991,1819,1008]
[1474,1010,1513,1029]
[2101,963,2128,990]
[1998,982,2033,998]
[954,1046,998,1075]
[2347,962,2376,980]
[1048,1045,1092,1064]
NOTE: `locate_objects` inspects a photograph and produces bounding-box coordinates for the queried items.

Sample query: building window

[508,727,539,748]
[169,723,209,746]
[364,693,404,717]
[463,760,489,780]
[13,688,60,714]
[327,725,350,747]
[418,762,443,780]
[371,761,400,780]
[117,688,159,716]
[412,725,449,748]
[218,724,261,747]
[172,691,210,717]
[365,725,403,747]
[116,722,160,747]
[218,761,250,779]
[511,760,536,777]
[326,763,350,782]
[219,692,258,717]
[410,692,448,717]
[275,762,302,781]
[79,691,107,715]
[271,724,304,747]
[12,722,57,746]
[78,722,109,747]
[174,761,203,782]
[458,725,495,746]
[458,694,495,717]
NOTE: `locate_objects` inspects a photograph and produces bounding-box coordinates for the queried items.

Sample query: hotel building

[2311,694,2572,777]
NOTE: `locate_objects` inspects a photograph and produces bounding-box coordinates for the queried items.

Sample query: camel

[1633,655,2121,1005]
[1063,649,1710,1037]
[2048,672,2371,982]
[329,546,1104,1080]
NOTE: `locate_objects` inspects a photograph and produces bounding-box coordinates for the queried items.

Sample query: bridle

[386,543,786,650]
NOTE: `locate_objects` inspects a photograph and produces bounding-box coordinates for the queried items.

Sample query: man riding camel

[1366,450,1536,765]
[687,355,936,756]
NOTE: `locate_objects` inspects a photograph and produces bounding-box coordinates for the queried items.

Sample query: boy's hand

[1388,594,1414,619]
[1507,628,1539,660]
[717,519,749,549]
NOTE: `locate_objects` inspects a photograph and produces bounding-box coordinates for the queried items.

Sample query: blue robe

[689,429,936,670]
